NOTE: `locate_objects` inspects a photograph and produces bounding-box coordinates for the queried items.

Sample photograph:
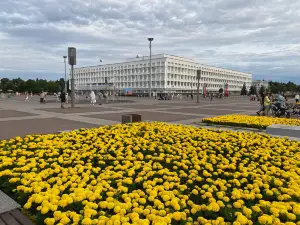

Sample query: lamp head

[148,38,154,42]
[63,56,67,59]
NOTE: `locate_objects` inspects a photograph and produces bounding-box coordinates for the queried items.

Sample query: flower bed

[0,122,300,225]
[202,114,300,129]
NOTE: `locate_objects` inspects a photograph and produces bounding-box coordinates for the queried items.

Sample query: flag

[225,83,229,96]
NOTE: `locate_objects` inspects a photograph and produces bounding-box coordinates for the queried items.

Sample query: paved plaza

[0,96,260,140]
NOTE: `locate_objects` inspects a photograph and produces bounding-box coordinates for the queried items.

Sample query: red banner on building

[225,83,229,96]
[203,84,207,97]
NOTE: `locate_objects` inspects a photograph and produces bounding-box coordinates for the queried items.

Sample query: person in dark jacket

[256,93,265,116]
[60,90,66,108]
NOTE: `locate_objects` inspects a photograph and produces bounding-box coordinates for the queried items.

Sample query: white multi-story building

[252,80,269,91]
[72,54,252,95]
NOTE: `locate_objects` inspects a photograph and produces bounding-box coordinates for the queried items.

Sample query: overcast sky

[1,0,300,83]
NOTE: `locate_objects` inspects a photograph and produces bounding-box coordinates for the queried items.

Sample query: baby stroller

[272,103,291,118]
[290,103,300,116]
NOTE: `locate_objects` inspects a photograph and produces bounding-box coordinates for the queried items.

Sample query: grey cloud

[1,0,300,83]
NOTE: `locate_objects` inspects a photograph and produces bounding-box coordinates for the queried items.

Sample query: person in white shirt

[65,92,69,104]
[295,93,299,104]
[90,91,96,105]
[25,92,29,101]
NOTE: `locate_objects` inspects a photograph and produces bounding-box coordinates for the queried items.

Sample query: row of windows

[75,77,250,86]
[75,67,165,77]
[166,60,249,77]
[75,64,250,78]
[75,61,165,73]
[76,82,247,90]
[74,72,251,81]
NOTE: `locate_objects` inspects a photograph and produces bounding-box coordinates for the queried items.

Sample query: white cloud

[0,0,300,82]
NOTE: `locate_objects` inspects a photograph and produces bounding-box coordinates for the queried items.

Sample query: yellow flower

[114,206,121,213]
[82,217,92,225]
[235,214,248,225]
[139,198,146,204]
[258,214,273,225]
[287,213,296,221]
[60,216,71,225]
[242,207,252,218]
[233,202,242,209]
[173,212,182,221]
[41,207,50,214]
[23,202,32,209]
[192,189,198,195]
[0,122,299,225]
[44,218,55,225]
[252,206,261,213]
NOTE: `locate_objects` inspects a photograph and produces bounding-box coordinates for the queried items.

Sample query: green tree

[259,85,266,95]
[268,81,298,94]
[1,77,65,93]
[240,83,247,95]
[48,81,59,93]
[12,78,26,92]
[249,85,257,95]
[36,79,48,92]
[55,78,65,91]
[286,81,297,93]
[0,78,11,91]
[25,79,37,93]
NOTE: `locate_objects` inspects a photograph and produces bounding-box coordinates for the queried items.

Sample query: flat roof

[74,53,251,75]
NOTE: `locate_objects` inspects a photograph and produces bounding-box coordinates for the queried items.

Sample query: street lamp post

[197,69,201,103]
[68,47,76,108]
[63,56,67,92]
[148,38,154,97]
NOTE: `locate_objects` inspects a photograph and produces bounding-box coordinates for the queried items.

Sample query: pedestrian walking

[256,93,265,116]
[90,91,96,105]
[25,92,29,101]
[56,93,60,102]
[40,91,45,103]
[295,93,299,104]
[264,93,271,116]
[191,94,194,100]
[65,92,69,104]
[60,90,66,108]
[210,92,213,101]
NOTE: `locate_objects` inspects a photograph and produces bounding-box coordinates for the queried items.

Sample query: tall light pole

[148,38,153,97]
[197,69,201,103]
[63,56,67,92]
[68,47,76,108]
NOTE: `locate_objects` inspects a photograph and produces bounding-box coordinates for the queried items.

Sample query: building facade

[252,80,269,91]
[72,54,252,95]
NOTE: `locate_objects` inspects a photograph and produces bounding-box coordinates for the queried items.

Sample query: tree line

[0,78,66,94]
[1,77,299,95]
[241,81,300,96]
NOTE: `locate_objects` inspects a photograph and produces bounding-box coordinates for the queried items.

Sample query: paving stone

[0,110,36,118]
[0,191,20,214]
[83,111,199,122]
[0,118,99,140]
[112,104,174,109]
[36,107,121,114]
[266,124,300,138]
[162,107,243,115]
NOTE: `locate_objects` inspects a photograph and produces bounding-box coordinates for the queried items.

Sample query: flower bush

[0,122,300,225]
[202,114,300,129]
